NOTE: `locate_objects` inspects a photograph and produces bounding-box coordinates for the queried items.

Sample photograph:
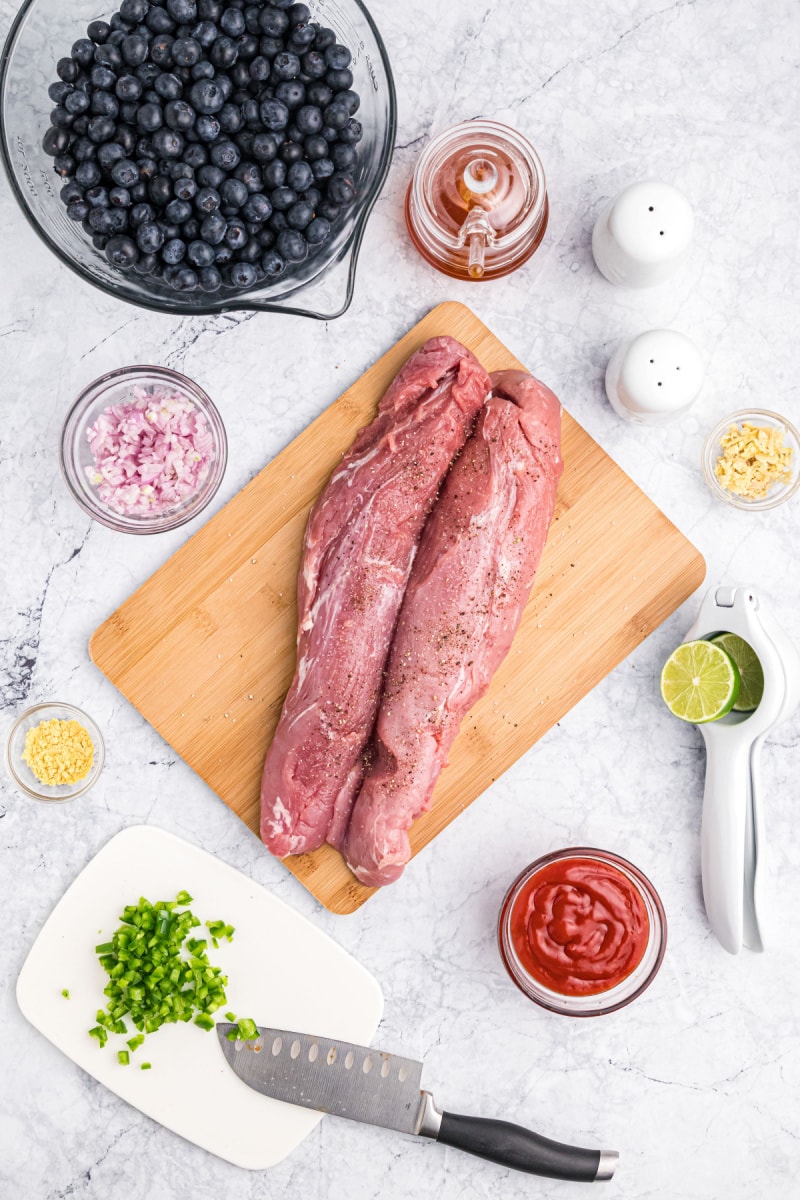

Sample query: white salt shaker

[592,180,694,287]
[605,329,705,424]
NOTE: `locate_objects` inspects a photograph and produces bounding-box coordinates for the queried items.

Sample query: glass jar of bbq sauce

[498,848,667,1016]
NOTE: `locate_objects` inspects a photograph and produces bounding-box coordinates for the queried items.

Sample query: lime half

[711,632,764,712]
[660,640,741,723]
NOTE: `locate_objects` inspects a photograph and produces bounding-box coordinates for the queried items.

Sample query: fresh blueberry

[198,264,222,290]
[275,80,305,109]
[242,192,272,222]
[50,105,75,130]
[75,160,102,187]
[170,266,199,290]
[130,201,155,226]
[109,185,133,207]
[327,171,355,205]
[165,99,196,130]
[323,101,350,131]
[219,7,245,36]
[324,43,351,71]
[86,184,109,208]
[268,210,288,234]
[258,7,288,36]
[196,163,225,187]
[137,155,159,178]
[294,104,323,136]
[338,89,361,116]
[330,142,356,171]
[165,197,193,223]
[306,82,332,109]
[248,55,269,82]
[153,127,185,157]
[301,50,327,80]
[190,78,225,114]
[260,248,285,278]
[261,159,286,188]
[136,220,166,252]
[236,33,259,59]
[150,34,175,65]
[338,117,362,146]
[167,0,198,21]
[276,228,307,262]
[270,185,296,211]
[251,131,279,162]
[186,239,215,266]
[198,0,222,16]
[133,251,158,273]
[209,139,240,169]
[199,211,227,242]
[210,35,237,68]
[94,43,123,71]
[195,114,221,141]
[57,57,80,82]
[67,199,91,221]
[148,174,173,205]
[53,153,77,178]
[147,6,177,34]
[110,158,139,187]
[286,161,313,193]
[325,66,353,92]
[173,175,198,201]
[311,156,334,180]
[228,260,257,287]
[191,19,218,47]
[194,185,221,212]
[121,32,150,66]
[219,177,247,207]
[162,236,187,263]
[286,198,313,229]
[71,38,95,67]
[137,102,164,132]
[223,219,247,248]
[105,234,139,266]
[87,115,116,143]
[214,242,233,263]
[182,142,208,167]
[92,91,120,118]
[217,102,243,133]
[119,0,149,22]
[271,51,300,80]
[87,19,111,43]
[258,35,284,59]
[191,59,216,80]
[235,161,262,191]
[115,74,143,101]
[287,24,315,53]
[257,98,287,131]
[316,200,340,222]
[305,215,331,246]
[153,71,181,99]
[172,37,202,66]
[63,89,90,116]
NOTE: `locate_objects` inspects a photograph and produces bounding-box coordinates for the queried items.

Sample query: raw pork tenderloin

[260,337,490,857]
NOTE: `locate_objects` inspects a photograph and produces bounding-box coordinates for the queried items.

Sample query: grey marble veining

[2,1,799,1197]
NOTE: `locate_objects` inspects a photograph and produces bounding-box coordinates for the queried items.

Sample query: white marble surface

[2,1,799,1197]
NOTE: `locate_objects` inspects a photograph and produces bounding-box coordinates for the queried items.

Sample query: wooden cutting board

[90,302,705,914]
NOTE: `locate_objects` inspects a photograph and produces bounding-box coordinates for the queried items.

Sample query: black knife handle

[437,1112,615,1182]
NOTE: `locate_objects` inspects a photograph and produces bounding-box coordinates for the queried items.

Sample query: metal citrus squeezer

[683,585,800,954]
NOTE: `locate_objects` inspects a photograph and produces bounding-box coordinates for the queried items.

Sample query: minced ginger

[714,421,794,500]
[22,718,94,787]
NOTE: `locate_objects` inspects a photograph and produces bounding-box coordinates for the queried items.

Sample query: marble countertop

[2,1,799,1197]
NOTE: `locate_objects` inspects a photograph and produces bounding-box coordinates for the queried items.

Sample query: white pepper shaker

[592,180,694,287]
[605,329,705,424]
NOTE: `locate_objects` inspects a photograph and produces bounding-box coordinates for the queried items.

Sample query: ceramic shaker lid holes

[592,181,694,287]
[605,329,705,424]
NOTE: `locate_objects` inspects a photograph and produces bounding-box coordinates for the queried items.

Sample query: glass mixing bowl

[0,0,396,319]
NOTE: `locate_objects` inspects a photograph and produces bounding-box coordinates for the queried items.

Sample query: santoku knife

[216,1023,618,1182]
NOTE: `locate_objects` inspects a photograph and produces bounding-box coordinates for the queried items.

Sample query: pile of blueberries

[43,0,363,294]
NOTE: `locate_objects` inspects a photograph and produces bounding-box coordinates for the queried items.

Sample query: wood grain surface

[90,302,706,913]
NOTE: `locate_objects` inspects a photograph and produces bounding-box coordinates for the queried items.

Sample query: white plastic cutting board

[16,825,384,1169]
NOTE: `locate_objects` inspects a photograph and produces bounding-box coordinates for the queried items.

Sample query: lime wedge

[660,640,741,723]
[711,632,764,712]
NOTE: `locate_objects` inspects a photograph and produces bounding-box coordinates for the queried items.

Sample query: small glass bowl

[702,408,800,511]
[5,702,105,802]
[60,365,227,534]
[498,847,667,1017]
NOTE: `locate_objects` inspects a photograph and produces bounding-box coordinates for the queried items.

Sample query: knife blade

[216,1024,618,1183]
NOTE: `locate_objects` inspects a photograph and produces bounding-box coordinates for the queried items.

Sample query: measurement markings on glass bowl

[17,137,38,199]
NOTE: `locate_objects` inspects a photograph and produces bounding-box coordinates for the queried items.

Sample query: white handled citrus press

[683,585,800,954]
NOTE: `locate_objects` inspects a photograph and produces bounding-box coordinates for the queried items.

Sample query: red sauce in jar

[509,856,650,996]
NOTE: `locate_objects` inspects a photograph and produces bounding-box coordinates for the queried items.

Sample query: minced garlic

[714,421,794,500]
[22,718,94,787]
